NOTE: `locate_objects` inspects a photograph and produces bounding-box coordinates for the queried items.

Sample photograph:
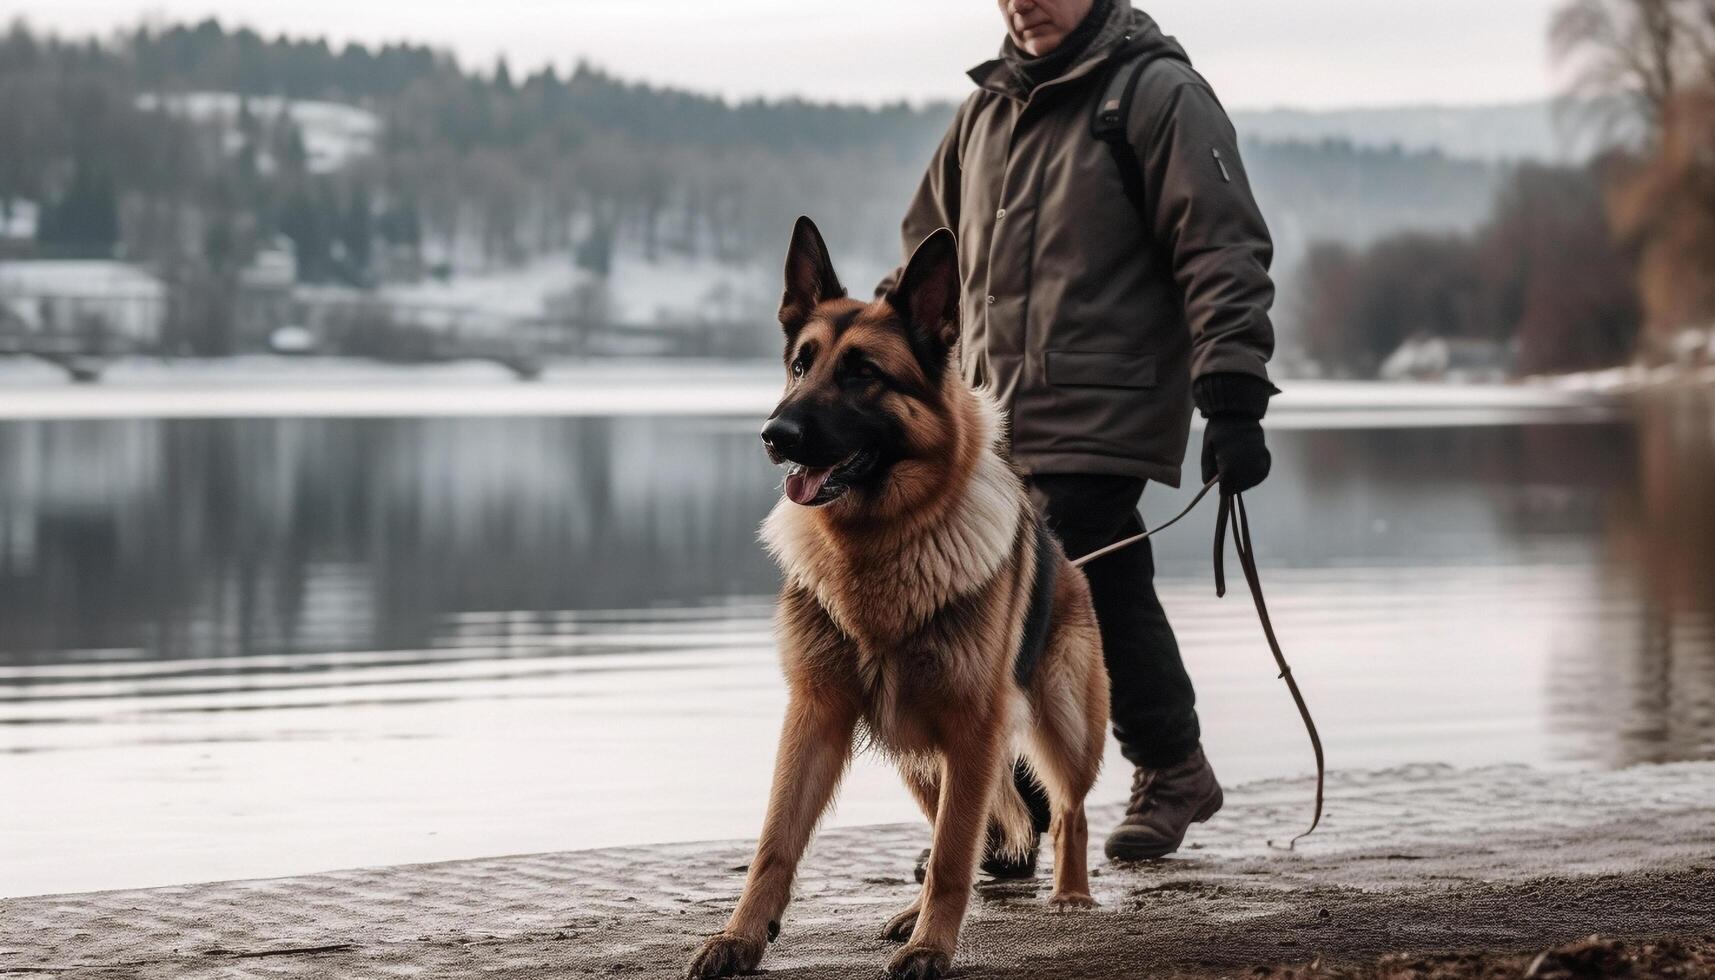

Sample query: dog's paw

[885,942,952,980]
[879,903,921,942]
[1048,891,1098,912]
[685,931,765,979]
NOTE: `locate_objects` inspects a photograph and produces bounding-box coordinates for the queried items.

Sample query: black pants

[1012,474,1202,834]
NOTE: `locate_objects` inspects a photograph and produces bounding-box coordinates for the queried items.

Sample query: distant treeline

[1299,161,1639,377]
[0,20,950,279]
[120,21,950,157]
[1300,0,1715,376]
[2,18,1507,361]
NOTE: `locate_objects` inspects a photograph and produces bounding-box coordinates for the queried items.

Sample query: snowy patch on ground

[1523,331,1715,394]
[135,92,378,174]
[378,257,583,321]
[605,249,774,325]
[380,232,897,328]
[372,244,798,328]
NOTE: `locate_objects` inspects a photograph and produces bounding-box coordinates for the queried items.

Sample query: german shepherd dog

[685,218,1108,980]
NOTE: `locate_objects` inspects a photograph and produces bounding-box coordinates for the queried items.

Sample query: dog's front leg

[886,714,1006,980]
[686,690,855,979]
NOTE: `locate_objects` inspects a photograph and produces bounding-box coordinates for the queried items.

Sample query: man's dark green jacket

[879,0,1277,486]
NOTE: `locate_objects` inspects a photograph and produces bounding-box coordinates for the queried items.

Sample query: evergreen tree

[340,184,375,281]
[38,161,120,258]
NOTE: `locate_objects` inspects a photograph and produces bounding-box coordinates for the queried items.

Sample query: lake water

[3,383,1713,897]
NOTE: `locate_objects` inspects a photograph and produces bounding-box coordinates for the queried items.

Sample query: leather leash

[1069,475,1325,849]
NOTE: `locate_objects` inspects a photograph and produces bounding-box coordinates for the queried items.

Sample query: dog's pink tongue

[786,467,833,505]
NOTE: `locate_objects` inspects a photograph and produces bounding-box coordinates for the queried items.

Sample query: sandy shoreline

[4,763,1715,978]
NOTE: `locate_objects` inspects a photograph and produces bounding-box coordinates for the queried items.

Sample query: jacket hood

[968,1,1189,101]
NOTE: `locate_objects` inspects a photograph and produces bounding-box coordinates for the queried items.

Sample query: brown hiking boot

[1104,746,1224,862]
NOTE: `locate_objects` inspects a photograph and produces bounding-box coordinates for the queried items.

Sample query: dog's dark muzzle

[761,404,850,469]
[760,414,805,465]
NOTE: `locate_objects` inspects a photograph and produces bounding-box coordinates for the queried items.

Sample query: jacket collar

[967,1,1181,103]
[996,0,1112,90]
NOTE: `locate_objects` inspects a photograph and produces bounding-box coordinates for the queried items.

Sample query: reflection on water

[1,389,1713,895]
[0,417,779,661]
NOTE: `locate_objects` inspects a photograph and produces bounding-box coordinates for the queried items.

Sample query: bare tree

[1552,0,1690,140]
[1692,0,1715,82]
[1550,0,1715,348]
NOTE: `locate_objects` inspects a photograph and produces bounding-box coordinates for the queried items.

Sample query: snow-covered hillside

[136,92,379,174]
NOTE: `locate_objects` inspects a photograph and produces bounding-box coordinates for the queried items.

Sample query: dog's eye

[791,358,808,380]
[846,360,880,383]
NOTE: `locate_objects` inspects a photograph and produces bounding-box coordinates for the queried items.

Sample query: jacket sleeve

[875,100,969,298]
[1128,64,1277,385]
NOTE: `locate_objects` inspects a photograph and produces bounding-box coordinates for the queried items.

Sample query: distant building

[234,237,300,348]
[0,200,39,259]
[1380,335,1515,383]
[241,238,298,292]
[0,261,168,349]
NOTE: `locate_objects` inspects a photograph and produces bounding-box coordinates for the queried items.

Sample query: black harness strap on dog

[1073,476,1325,849]
[1013,520,1058,688]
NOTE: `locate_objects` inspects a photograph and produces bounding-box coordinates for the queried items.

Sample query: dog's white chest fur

[761,449,1021,639]
[760,395,1023,647]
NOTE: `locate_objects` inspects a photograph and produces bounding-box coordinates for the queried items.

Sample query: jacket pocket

[1045,350,1158,389]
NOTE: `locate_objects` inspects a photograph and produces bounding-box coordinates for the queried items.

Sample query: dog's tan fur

[686,254,1109,979]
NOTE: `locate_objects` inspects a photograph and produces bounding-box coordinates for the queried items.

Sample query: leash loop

[1219,491,1326,850]
[1070,475,1325,849]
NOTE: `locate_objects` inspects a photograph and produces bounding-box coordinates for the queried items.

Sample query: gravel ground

[4,762,1714,979]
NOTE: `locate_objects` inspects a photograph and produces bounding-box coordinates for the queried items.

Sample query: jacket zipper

[1212,148,1232,183]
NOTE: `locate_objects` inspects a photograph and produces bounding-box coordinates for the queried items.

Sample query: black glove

[1201,416,1270,494]
[1194,374,1276,495]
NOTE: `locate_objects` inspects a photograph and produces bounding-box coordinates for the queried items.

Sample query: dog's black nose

[761,416,804,457]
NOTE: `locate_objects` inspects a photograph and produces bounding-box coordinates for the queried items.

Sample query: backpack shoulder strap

[1090,49,1174,224]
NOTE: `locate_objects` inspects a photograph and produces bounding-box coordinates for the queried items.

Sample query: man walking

[881,0,1277,866]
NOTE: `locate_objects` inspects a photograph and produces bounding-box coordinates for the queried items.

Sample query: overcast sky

[16,0,1569,110]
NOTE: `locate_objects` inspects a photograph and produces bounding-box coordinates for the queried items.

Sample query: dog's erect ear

[888,228,960,370]
[778,216,846,335]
